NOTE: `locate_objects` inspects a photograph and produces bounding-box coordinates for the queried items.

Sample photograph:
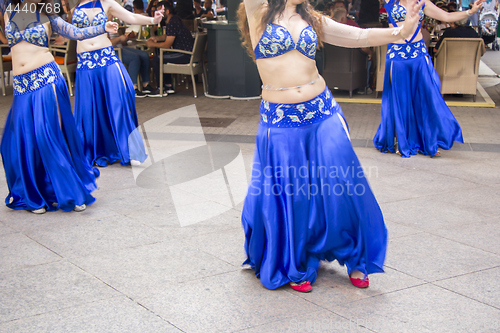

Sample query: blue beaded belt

[387,40,428,61]
[260,87,338,128]
[77,46,120,70]
[13,61,61,96]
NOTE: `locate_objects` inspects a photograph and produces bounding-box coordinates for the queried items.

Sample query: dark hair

[133,0,144,10]
[193,0,201,3]
[158,0,174,13]
[237,0,324,60]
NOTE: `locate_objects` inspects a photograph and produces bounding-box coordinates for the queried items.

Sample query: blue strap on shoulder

[385,0,421,44]
[78,0,104,10]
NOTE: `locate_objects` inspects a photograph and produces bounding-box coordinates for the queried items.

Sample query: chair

[434,38,485,101]
[49,39,77,96]
[374,44,388,98]
[114,47,122,61]
[182,19,195,33]
[1,44,12,96]
[321,44,367,98]
[159,32,207,98]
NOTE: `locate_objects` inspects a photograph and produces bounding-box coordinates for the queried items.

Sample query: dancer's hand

[469,0,484,15]
[153,10,164,24]
[400,0,425,40]
[105,22,118,34]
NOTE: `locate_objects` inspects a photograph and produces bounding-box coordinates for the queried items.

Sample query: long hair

[237,0,324,60]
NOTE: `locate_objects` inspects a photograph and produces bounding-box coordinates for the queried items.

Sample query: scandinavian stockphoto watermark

[128,105,379,226]
[248,161,378,198]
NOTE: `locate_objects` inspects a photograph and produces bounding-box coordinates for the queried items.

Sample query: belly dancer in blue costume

[71,0,163,167]
[0,0,118,214]
[237,0,423,292]
[373,0,483,158]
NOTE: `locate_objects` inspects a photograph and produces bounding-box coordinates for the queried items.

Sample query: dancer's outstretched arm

[49,15,117,40]
[106,0,163,25]
[243,0,265,18]
[424,0,483,22]
[322,0,424,47]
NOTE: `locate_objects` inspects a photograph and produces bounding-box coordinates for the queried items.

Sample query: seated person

[432,19,450,37]
[200,0,215,20]
[147,1,194,96]
[215,0,228,17]
[331,0,358,26]
[175,0,195,19]
[193,0,206,18]
[434,17,480,52]
[133,0,148,15]
[126,0,149,34]
[109,29,154,98]
[447,1,458,11]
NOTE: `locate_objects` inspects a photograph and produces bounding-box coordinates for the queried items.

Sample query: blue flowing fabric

[242,87,387,290]
[373,41,464,157]
[1,62,98,212]
[74,46,147,167]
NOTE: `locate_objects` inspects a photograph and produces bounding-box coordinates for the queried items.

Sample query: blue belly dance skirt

[74,46,147,167]
[373,41,463,158]
[1,61,98,212]
[242,87,387,290]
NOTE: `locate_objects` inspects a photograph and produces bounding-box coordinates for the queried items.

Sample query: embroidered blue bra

[72,0,108,28]
[385,0,425,43]
[254,23,318,60]
[6,11,49,48]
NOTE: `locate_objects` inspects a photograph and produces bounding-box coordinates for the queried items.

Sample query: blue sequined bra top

[72,0,107,28]
[385,0,425,43]
[254,24,318,60]
[5,11,49,48]
[386,1,425,24]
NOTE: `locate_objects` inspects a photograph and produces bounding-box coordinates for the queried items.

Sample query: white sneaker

[31,207,47,214]
[73,204,86,212]
[130,160,142,166]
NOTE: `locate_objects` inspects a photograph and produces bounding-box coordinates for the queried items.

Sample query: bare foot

[350,270,365,279]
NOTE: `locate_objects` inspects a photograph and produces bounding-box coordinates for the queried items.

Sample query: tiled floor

[0,48,499,332]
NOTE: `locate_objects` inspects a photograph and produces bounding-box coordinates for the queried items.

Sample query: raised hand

[105,22,118,34]
[153,10,164,24]
[469,0,484,14]
[400,0,425,40]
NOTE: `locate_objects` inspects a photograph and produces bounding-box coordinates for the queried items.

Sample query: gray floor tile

[0,233,61,273]
[433,185,500,218]
[386,233,500,282]
[293,263,425,308]
[379,194,487,232]
[329,284,500,333]
[0,297,181,333]
[0,221,15,236]
[433,266,500,309]
[185,228,247,267]
[384,220,424,239]
[431,219,500,255]
[238,309,373,333]
[70,238,238,299]
[0,261,118,322]
[136,270,324,333]
[17,214,167,259]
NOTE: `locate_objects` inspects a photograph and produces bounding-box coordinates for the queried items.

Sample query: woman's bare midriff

[76,34,113,54]
[10,42,55,76]
[257,50,326,104]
